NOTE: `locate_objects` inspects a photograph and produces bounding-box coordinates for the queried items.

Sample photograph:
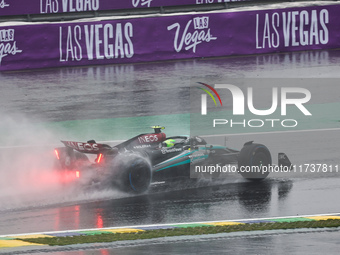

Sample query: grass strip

[16,219,340,246]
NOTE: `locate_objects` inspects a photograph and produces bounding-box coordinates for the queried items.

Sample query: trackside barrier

[0,3,340,71]
[0,0,251,16]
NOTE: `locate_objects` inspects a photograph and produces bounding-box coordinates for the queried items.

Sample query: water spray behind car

[0,113,68,210]
[0,113,129,211]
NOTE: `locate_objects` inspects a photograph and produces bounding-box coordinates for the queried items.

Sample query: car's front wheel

[238,142,272,181]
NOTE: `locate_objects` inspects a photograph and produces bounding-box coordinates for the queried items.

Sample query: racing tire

[118,156,152,194]
[238,142,271,181]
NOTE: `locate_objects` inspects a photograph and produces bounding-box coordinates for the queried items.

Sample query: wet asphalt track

[1,49,340,253]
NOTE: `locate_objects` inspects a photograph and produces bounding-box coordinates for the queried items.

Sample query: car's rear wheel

[238,142,271,181]
[116,155,152,194]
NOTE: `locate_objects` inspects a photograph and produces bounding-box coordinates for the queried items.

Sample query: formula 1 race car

[54,126,292,193]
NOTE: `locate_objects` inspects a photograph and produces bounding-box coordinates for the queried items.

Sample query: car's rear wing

[61,140,114,154]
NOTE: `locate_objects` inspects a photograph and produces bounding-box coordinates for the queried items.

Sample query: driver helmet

[163,139,176,147]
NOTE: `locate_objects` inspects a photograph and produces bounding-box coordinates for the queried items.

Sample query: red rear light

[75,171,80,178]
[55,149,60,160]
[96,153,103,164]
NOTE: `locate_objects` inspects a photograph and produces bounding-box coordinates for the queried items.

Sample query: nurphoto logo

[197,82,312,128]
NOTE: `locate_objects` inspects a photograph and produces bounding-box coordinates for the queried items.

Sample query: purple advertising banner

[1,4,340,71]
[0,0,249,16]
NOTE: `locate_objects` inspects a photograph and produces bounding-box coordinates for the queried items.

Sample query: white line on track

[1,212,340,238]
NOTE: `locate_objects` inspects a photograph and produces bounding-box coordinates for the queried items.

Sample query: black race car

[54,126,292,193]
